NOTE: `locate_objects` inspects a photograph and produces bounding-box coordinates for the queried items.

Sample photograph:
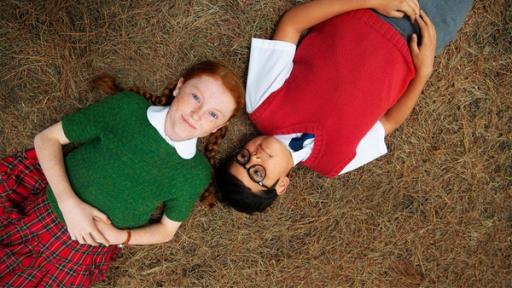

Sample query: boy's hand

[60,197,111,246]
[410,10,437,79]
[372,0,420,21]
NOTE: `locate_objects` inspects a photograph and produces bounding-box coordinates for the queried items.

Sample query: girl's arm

[34,122,110,246]
[380,10,436,135]
[273,0,420,44]
[95,215,182,245]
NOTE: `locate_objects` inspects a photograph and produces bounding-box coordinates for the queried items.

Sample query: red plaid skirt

[0,149,120,287]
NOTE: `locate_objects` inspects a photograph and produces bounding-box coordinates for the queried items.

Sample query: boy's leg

[375,0,474,54]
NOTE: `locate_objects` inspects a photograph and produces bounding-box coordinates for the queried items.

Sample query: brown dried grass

[1,0,510,287]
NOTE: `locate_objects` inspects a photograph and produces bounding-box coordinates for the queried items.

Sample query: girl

[0,60,244,287]
[214,0,474,214]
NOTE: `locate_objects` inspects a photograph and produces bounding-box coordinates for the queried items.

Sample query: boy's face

[229,136,294,194]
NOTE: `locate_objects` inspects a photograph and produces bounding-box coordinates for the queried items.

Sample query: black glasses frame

[234,148,276,189]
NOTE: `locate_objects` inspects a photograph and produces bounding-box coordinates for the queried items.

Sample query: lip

[181,115,197,129]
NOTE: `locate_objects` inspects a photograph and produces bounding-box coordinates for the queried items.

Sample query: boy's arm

[273,0,420,44]
[34,122,110,246]
[380,10,436,135]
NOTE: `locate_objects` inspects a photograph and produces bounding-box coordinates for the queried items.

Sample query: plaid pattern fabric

[0,149,120,288]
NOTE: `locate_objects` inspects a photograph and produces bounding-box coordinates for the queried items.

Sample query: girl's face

[165,75,236,141]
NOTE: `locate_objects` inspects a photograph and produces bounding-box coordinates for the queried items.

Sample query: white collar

[274,134,314,166]
[147,106,197,159]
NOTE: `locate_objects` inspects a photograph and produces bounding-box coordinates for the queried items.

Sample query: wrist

[118,230,131,247]
[414,71,431,83]
[366,0,379,9]
[57,194,80,210]
[367,0,386,11]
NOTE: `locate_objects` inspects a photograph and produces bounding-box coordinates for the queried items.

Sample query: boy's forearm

[381,75,429,135]
[273,0,374,43]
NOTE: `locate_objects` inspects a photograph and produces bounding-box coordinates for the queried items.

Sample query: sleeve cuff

[251,38,297,52]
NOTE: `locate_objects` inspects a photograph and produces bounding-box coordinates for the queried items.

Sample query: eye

[250,165,266,182]
[209,111,219,120]
[236,150,250,164]
[192,93,200,102]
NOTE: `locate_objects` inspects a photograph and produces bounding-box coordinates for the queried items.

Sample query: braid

[128,79,175,106]
[200,126,228,207]
[92,75,123,95]
[92,75,174,106]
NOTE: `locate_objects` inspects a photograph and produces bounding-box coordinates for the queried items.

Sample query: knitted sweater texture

[46,92,211,228]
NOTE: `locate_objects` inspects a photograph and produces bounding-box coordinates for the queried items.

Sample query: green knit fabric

[46,92,211,228]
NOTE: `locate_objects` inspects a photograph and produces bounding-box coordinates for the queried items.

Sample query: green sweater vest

[46,92,211,228]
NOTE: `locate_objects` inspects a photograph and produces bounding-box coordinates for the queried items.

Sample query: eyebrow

[190,82,205,100]
[192,82,227,119]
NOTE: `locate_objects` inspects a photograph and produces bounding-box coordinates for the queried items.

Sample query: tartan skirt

[0,149,120,288]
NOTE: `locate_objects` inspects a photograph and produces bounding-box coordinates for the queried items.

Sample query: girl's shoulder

[108,91,148,105]
[94,91,150,115]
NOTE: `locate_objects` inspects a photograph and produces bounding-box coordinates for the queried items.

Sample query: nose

[251,148,262,161]
[190,109,201,121]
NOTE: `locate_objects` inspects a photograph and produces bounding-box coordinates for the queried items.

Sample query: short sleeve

[339,121,388,174]
[62,93,134,143]
[163,196,198,223]
[246,38,296,113]
[163,165,211,222]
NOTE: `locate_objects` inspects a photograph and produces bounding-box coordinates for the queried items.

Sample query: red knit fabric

[0,150,119,287]
[250,9,416,177]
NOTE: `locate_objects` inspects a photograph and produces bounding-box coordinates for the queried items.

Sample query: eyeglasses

[234,148,276,189]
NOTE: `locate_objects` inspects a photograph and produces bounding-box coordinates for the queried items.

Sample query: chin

[166,129,189,141]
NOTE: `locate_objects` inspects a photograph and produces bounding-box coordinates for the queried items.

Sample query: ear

[172,78,185,97]
[275,176,290,196]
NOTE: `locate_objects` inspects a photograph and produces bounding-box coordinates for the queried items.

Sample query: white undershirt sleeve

[246,38,296,113]
[339,121,388,174]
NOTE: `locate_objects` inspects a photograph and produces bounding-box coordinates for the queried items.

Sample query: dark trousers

[375,0,474,54]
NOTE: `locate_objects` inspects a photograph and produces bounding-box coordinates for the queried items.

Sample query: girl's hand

[94,218,127,245]
[410,10,437,79]
[59,197,111,246]
[372,0,420,21]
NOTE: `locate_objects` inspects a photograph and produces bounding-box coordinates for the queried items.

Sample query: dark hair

[92,60,245,208]
[214,158,278,214]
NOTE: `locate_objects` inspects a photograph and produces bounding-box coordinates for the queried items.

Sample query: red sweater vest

[250,10,415,178]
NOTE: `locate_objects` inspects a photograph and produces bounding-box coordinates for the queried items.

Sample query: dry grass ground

[1,0,510,287]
